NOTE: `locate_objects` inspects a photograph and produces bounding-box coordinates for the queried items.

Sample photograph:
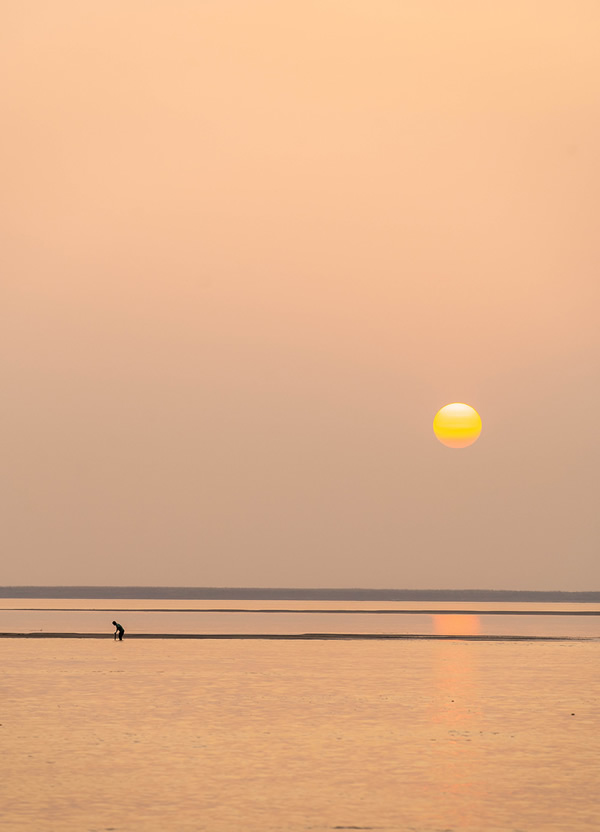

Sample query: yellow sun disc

[433,403,482,448]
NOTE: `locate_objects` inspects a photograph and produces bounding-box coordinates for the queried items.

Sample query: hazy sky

[2,1,599,589]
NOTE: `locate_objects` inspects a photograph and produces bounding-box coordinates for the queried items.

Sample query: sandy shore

[3,607,600,614]
[0,632,592,640]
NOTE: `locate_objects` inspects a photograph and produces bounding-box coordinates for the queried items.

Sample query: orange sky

[2,1,599,588]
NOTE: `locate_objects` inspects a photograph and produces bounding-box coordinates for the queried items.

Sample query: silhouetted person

[112,620,125,641]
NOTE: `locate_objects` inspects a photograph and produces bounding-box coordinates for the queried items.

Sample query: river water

[1,598,599,638]
[1,600,598,830]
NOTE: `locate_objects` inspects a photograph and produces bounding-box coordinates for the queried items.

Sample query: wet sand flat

[0,631,590,640]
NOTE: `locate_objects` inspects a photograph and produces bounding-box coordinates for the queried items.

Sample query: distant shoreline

[2,587,600,602]
[4,607,600,615]
[0,632,593,641]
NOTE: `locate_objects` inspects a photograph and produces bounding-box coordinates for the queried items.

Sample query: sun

[433,403,482,448]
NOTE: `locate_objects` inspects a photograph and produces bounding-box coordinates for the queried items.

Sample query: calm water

[1,598,600,637]
[1,601,599,830]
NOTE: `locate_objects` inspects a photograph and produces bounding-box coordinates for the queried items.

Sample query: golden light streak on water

[432,614,481,636]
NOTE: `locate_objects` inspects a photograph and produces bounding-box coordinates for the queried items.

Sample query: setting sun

[433,403,482,448]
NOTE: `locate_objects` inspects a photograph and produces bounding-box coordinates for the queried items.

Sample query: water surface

[1,601,598,831]
[1,599,599,638]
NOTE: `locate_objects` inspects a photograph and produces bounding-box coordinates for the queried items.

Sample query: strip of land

[0,632,593,641]
[2,587,600,602]
[3,607,599,615]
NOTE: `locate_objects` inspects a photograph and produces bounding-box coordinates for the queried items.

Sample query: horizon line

[1,586,599,602]
[1,585,599,592]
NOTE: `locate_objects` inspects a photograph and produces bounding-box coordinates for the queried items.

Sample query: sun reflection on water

[428,620,483,828]
[432,614,481,636]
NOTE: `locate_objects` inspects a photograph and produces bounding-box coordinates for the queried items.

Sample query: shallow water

[1,635,599,831]
[1,599,599,638]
